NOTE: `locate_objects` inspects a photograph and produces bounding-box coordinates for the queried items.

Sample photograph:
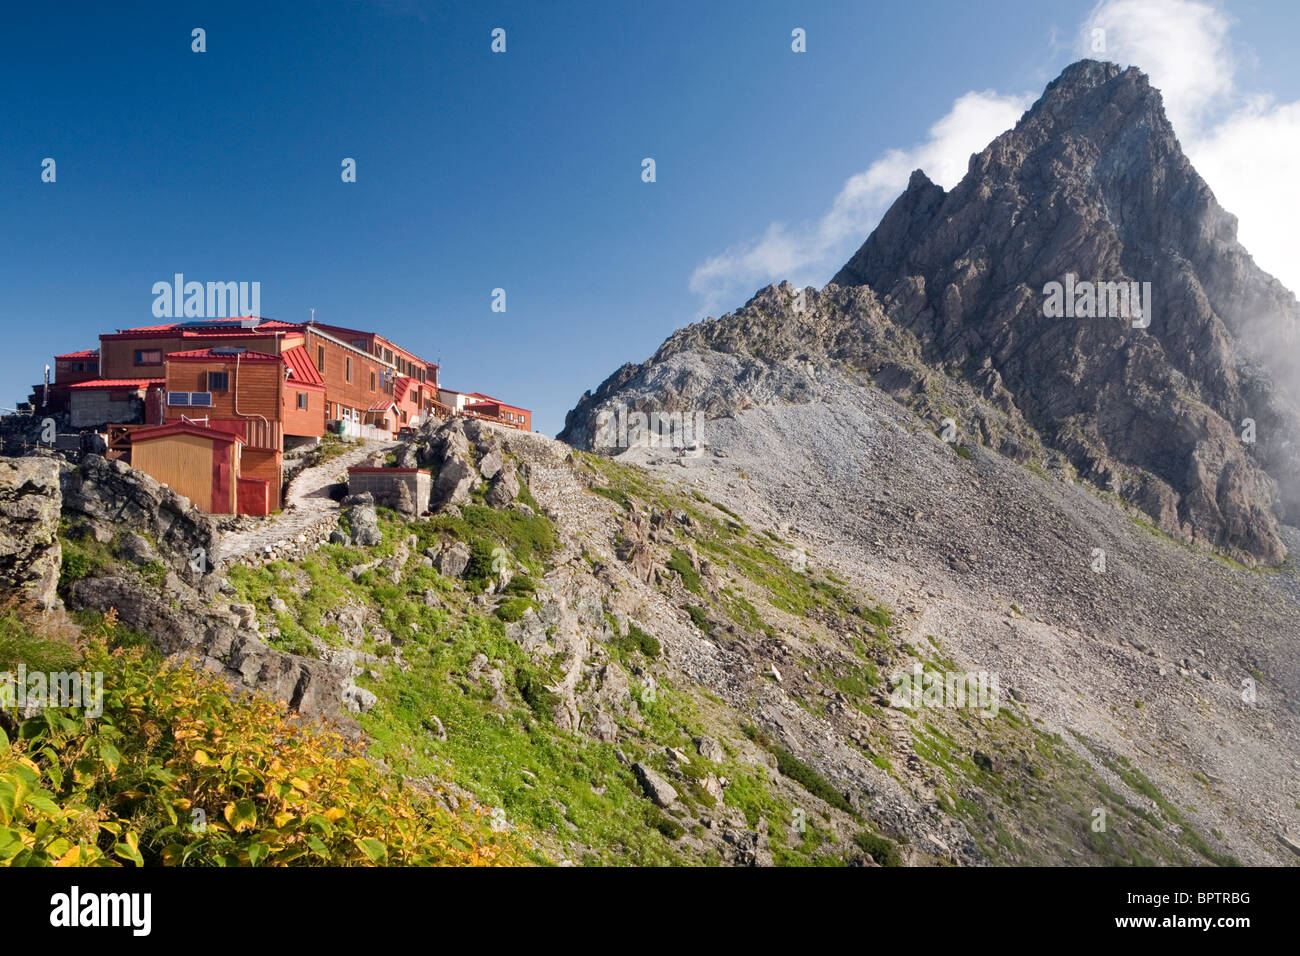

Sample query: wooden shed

[129,422,244,514]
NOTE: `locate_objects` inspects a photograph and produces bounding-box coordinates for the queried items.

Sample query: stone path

[216,439,397,566]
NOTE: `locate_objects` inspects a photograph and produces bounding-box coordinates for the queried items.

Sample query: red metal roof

[119,318,301,333]
[166,348,282,361]
[55,349,99,360]
[467,394,530,414]
[367,401,398,413]
[68,378,164,390]
[106,319,303,340]
[281,345,324,386]
[393,376,412,402]
[131,422,243,445]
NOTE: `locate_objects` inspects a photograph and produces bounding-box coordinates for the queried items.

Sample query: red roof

[166,348,282,362]
[68,378,164,390]
[55,349,99,360]
[132,422,243,445]
[282,345,325,386]
[367,401,398,413]
[467,394,530,414]
[119,318,301,334]
[393,376,412,402]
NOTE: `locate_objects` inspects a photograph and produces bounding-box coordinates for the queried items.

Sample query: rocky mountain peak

[831,59,1300,563]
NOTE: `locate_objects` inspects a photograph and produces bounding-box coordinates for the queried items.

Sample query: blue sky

[3,0,1298,434]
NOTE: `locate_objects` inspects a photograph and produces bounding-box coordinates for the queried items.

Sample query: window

[316,345,325,372]
[370,371,376,391]
[351,339,367,350]
[208,371,229,391]
[135,349,162,366]
[297,392,308,409]
[345,357,352,382]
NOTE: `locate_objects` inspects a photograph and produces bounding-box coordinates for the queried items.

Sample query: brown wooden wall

[130,433,220,512]
[304,329,400,424]
[165,358,282,423]
[101,334,283,379]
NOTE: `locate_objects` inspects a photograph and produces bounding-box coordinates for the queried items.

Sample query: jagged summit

[833,58,1300,563]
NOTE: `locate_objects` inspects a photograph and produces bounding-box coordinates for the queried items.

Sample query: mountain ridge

[563,58,1300,567]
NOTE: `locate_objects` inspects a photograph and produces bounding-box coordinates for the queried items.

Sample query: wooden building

[463,393,532,432]
[40,314,531,515]
[159,346,329,512]
[129,422,246,514]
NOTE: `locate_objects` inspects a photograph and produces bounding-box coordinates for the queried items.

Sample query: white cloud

[1077,0,1234,136]
[1079,0,1300,294]
[690,0,1300,312]
[1189,99,1300,289]
[688,90,1030,316]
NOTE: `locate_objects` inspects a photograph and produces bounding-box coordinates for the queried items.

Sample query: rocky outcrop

[559,280,1047,466]
[0,456,62,609]
[632,762,678,808]
[66,574,353,726]
[411,415,535,514]
[60,454,220,583]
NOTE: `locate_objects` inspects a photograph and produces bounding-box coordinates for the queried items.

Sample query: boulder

[343,494,382,547]
[431,457,478,511]
[343,684,378,714]
[589,709,619,743]
[632,762,678,808]
[477,444,504,481]
[435,541,472,578]
[117,531,159,566]
[485,466,520,508]
[693,735,725,762]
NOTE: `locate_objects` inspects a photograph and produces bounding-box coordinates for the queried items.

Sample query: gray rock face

[117,531,159,566]
[67,575,352,725]
[832,60,1300,564]
[0,457,62,609]
[485,466,520,508]
[431,456,478,510]
[61,454,219,584]
[632,762,678,808]
[559,281,1044,467]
